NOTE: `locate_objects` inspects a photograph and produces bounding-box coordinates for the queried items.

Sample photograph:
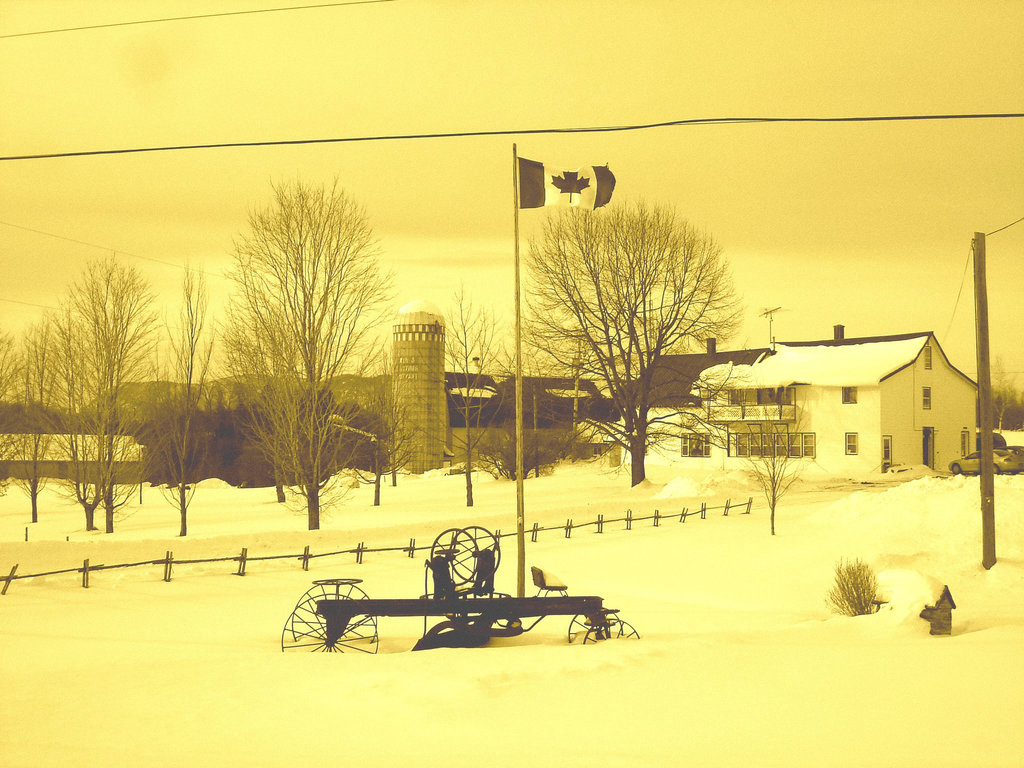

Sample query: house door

[922,427,934,468]
[882,435,893,471]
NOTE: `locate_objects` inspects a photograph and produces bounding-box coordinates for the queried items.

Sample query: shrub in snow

[826,558,879,617]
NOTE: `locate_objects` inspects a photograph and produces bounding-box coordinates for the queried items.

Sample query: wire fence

[1,497,753,594]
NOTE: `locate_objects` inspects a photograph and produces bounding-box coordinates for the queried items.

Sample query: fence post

[531,522,539,542]
[1,564,17,596]
[565,519,572,538]
[81,558,90,589]
[679,507,688,523]
[356,542,365,564]
[626,509,632,530]
[236,548,247,576]
[163,551,173,582]
[744,496,753,514]
[301,545,311,571]
[724,498,730,516]
[700,502,706,519]
[654,509,660,527]
[597,513,604,534]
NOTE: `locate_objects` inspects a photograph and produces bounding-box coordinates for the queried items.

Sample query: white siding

[796,384,881,472]
[880,344,975,470]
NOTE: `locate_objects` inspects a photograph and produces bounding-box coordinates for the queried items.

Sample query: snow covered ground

[1,454,1022,767]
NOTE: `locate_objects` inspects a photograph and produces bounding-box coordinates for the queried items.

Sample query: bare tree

[223,320,292,503]
[0,330,18,498]
[11,318,55,521]
[226,180,392,530]
[445,286,502,506]
[526,202,739,486]
[992,357,1017,432]
[738,420,805,536]
[50,256,157,533]
[361,352,414,505]
[153,269,214,536]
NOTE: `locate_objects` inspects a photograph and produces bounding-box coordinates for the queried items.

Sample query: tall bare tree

[153,269,214,536]
[526,202,739,486]
[226,180,392,530]
[223,319,292,503]
[445,285,502,506]
[992,357,1018,432]
[11,318,55,521]
[50,256,157,533]
[0,330,18,498]
[361,351,414,505]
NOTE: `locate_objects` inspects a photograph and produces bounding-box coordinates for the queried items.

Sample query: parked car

[949,449,1024,475]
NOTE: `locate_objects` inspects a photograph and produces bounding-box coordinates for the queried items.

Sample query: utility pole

[973,231,996,569]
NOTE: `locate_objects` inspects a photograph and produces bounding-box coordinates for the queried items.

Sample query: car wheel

[993,465,1001,474]
[950,463,961,475]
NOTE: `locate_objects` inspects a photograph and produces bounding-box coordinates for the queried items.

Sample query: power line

[944,242,974,341]
[0,219,225,280]
[0,0,396,40]
[987,215,1024,237]
[2,113,1022,163]
[0,297,58,311]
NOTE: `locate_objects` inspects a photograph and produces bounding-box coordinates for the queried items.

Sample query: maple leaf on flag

[551,171,591,196]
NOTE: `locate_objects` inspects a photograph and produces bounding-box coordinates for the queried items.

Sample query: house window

[777,433,791,457]
[756,387,795,405]
[846,433,859,455]
[681,433,711,458]
[922,386,932,410]
[842,386,858,404]
[960,429,969,457]
[802,433,816,458]
[923,345,932,369]
[734,431,815,459]
[729,389,755,405]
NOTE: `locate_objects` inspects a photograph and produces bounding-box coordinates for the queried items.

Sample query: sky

[1,0,1022,381]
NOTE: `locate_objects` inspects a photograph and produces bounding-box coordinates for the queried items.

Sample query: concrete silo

[393,299,447,473]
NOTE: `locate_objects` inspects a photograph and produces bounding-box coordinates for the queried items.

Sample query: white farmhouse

[660,327,977,474]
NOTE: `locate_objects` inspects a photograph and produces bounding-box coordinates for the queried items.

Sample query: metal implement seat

[531,566,568,597]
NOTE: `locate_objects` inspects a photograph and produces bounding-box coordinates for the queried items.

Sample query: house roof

[708,332,975,388]
[650,349,770,405]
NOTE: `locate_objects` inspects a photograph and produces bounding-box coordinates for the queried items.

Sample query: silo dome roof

[398,299,444,319]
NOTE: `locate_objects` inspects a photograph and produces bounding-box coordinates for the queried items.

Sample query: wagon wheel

[568,612,640,644]
[568,613,604,644]
[613,618,640,640]
[430,526,501,589]
[281,578,378,653]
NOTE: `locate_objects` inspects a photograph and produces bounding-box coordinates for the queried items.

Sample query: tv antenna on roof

[760,306,787,348]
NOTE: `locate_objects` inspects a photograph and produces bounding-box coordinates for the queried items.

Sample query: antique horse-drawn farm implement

[281,525,638,652]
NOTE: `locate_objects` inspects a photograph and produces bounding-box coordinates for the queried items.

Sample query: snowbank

[1,463,1022,768]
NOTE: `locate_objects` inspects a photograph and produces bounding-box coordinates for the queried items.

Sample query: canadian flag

[517,157,615,209]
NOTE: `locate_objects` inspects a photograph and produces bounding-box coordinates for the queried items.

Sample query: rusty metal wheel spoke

[282,579,378,653]
[430,526,501,591]
[567,614,591,644]
[615,618,640,640]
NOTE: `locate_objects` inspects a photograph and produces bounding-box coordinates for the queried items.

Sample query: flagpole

[512,143,526,598]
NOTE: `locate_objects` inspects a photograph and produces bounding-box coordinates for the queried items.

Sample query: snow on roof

[397,299,444,319]
[544,388,591,398]
[709,334,930,388]
[449,387,496,399]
